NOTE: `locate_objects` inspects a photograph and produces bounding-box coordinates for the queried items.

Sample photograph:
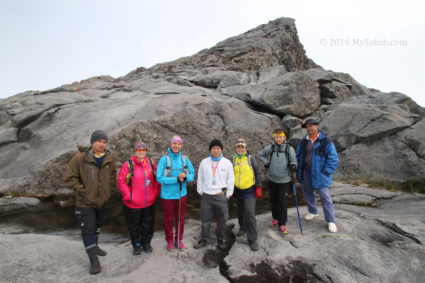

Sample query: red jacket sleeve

[152,161,161,198]
[117,162,132,201]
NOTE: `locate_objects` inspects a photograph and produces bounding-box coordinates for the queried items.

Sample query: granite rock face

[0,17,424,201]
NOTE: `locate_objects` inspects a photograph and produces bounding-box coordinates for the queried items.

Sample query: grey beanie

[90,130,108,144]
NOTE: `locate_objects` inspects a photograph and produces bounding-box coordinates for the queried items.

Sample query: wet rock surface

[0,196,41,215]
[1,183,424,282]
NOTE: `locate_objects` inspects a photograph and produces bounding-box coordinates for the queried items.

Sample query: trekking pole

[292,178,303,234]
[177,179,182,259]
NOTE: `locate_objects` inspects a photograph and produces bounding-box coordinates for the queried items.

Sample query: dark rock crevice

[243,101,283,119]
[337,205,422,246]
[11,104,66,129]
[375,220,422,245]
[229,260,326,283]
[201,223,236,268]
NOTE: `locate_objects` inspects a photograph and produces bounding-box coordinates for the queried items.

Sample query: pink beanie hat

[169,135,183,146]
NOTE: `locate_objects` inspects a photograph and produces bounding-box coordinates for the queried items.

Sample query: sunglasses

[135,149,147,153]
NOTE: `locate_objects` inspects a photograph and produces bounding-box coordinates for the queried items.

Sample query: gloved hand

[264,163,270,169]
[290,164,297,172]
[255,187,262,199]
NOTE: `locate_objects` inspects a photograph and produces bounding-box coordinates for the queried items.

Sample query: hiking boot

[167,240,175,252]
[249,241,259,251]
[217,240,226,250]
[86,247,101,274]
[280,225,289,234]
[236,229,246,237]
[270,219,278,227]
[95,246,107,256]
[304,213,319,221]
[142,243,153,253]
[133,244,142,256]
[193,239,207,249]
[328,222,338,233]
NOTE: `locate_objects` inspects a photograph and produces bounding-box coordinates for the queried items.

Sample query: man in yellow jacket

[233,138,262,251]
[64,130,116,274]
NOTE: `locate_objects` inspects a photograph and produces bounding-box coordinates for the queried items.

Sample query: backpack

[163,154,189,177]
[269,143,291,168]
[126,158,156,187]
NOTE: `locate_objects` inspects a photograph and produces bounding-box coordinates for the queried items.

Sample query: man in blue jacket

[296,118,339,233]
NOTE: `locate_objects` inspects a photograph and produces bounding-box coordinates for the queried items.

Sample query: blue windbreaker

[156,148,195,199]
[296,131,339,188]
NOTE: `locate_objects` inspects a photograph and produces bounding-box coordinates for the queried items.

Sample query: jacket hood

[77,145,90,153]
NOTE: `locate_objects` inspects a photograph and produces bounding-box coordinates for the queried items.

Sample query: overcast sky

[1,0,424,106]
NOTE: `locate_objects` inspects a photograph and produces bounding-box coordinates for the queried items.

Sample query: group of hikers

[64,117,339,274]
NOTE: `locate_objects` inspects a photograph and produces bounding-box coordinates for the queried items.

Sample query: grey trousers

[200,193,229,241]
[236,197,257,243]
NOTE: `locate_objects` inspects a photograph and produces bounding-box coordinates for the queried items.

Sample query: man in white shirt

[194,139,235,250]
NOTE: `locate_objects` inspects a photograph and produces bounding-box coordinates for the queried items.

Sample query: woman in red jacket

[118,141,161,255]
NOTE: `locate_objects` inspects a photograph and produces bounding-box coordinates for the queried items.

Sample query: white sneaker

[304,213,319,221]
[328,222,338,233]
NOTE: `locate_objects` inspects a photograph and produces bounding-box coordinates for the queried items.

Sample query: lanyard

[212,160,220,177]
[141,159,149,180]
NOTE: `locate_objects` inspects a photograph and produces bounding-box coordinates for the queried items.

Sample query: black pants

[236,197,257,243]
[124,203,156,247]
[75,206,107,249]
[269,181,290,226]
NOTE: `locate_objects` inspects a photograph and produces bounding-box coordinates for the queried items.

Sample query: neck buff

[308,132,319,141]
[210,154,223,161]
[235,152,246,159]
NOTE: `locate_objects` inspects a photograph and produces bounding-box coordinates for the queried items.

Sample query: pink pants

[161,196,187,242]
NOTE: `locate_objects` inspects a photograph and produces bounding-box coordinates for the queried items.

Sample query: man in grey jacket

[257,129,297,234]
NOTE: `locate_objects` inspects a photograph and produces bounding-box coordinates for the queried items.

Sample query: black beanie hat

[90,130,108,144]
[209,138,223,151]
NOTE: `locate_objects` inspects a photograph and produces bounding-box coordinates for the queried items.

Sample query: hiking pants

[269,181,290,226]
[75,206,106,250]
[161,196,187,242]
[123,203,156,247]
[236,197,257,243]
[200,193,229,241]
[301,170,336,223]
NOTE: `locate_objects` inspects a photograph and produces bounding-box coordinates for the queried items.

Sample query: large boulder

[336,122,425,181]
[219,67,321,116]
[320,101,419,151]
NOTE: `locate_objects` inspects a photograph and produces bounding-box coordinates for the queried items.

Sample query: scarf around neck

[210,154,223,161]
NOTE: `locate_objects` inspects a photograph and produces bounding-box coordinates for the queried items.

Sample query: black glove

[290,164,297,172]
[264,163,270,169]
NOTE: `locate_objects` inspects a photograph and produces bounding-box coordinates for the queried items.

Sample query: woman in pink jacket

[118,141,161,255]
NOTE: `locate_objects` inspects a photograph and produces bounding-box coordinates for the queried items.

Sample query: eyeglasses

[135,149,147,153]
